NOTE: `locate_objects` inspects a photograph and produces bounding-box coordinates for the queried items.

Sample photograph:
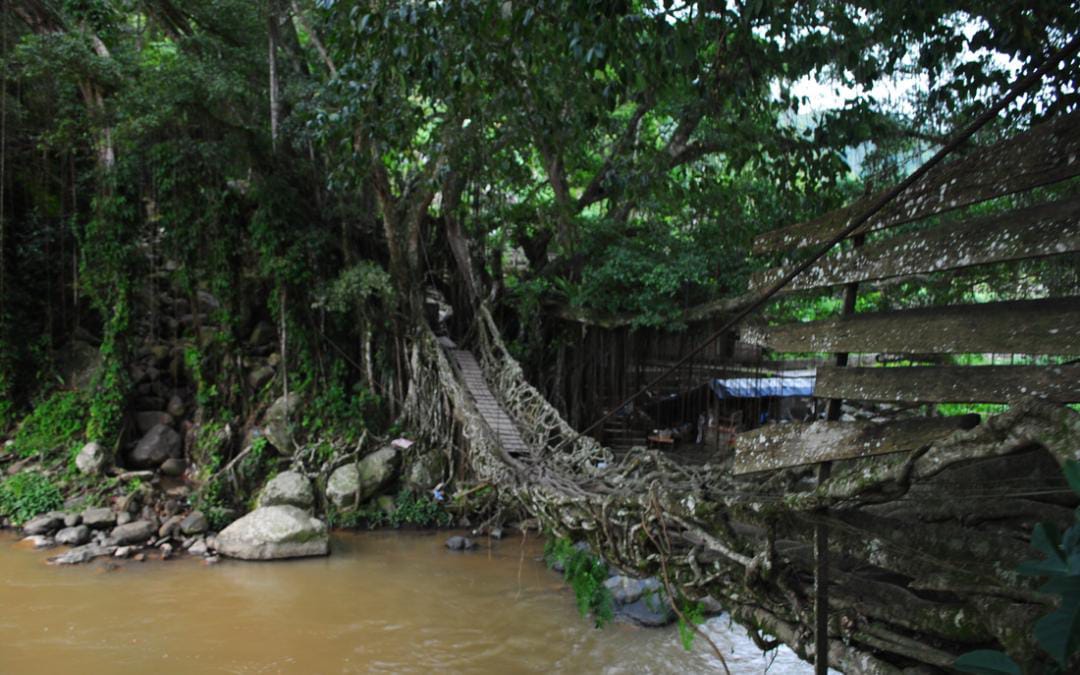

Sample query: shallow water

[0,530,810,673]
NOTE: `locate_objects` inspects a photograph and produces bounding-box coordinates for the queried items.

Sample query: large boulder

[261,393,302,453]
[326,446,401,509]
[75,442,108,475]
[215,505,329,561]
[258,471,315,511]
[128,424,182,469]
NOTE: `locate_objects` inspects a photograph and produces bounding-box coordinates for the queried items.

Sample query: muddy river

[1,530,809,673]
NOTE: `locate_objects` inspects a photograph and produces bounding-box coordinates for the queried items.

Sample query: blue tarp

[711,370,816,399]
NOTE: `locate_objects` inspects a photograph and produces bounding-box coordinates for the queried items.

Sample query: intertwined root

[401,307,1080,673]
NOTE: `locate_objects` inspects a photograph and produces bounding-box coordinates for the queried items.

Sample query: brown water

[0,531,810,674]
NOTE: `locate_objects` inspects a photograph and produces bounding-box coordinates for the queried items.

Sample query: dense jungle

[1,1,1079,673]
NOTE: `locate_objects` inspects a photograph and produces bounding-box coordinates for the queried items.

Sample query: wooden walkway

[448,348,530,458]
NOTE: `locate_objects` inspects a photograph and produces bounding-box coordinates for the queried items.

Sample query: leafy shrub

[955,460,1080,674]
[9,390,88,460]
[301,377,381,445]
[0,473,64,524]
[329,491,451,530]
[389,491,452,528]
[192,478,233,531]
[545,537,615,627]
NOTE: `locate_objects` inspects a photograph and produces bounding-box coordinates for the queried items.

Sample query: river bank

[0,529,810,674]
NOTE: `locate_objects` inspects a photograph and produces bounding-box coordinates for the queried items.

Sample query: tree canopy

[1,0,1077,428]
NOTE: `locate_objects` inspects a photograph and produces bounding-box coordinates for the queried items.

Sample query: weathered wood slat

[750,196,1080,292]
[733,414,981,474]
[815,365,1080,403]
[744,296,1080,355]
[753,112,1080,254]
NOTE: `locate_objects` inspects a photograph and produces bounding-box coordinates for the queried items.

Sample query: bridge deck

[448,348,530,457]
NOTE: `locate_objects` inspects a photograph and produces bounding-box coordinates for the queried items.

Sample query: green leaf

[1063,460,1080,497]
[953,650,1021,675]
[1034,601,1080,667]
[1032,522,1067,564]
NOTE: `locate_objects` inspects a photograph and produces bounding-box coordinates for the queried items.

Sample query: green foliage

[184,347,219,410]
[956,460,1080,673]
[330,490,452,530]
[192,477,233,532]
[388,491,452,528]
[301,371,382,445]
[321,262,394,315]
[545,537,615,628]
[86,329,129,447]
[677,599,706,652]
[9,390,88,460]
[0,472,64,525]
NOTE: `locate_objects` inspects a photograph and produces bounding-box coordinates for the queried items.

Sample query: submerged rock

[129,424,182,469]
[257,471,315,511]
[215,505,329,561]
[48,544,117,565]
[326,446,401,509]
[445,536,477,551]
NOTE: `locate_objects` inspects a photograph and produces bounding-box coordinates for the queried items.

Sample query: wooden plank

[734,415,980,474]
[749,196,1080,293]
[753,111,1080,254]
[744,296,1080,355]
[815,365,1080,403]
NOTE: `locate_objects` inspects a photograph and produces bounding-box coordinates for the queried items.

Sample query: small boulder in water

[48,544,117,565]
[445,536,477,551]
[604,575,674,627]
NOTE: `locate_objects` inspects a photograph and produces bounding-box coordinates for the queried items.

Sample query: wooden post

[816,234,862,674]
[814,461,831,674]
